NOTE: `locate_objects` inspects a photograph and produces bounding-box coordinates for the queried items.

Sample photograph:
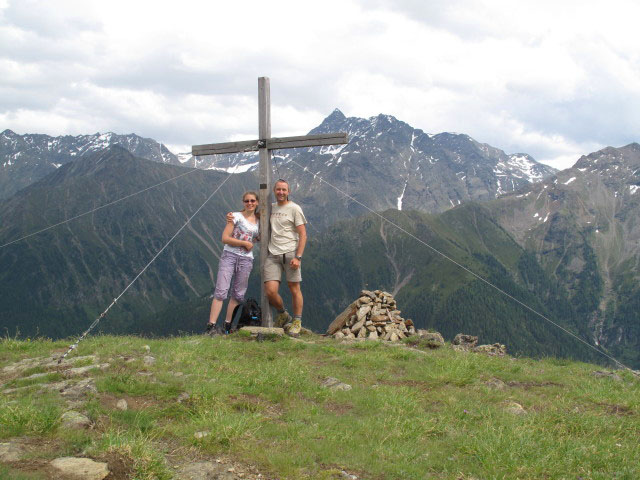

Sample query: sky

[1,0,639,170]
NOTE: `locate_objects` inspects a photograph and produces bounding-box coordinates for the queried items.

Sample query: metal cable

[1,167,200,249]
[58,171,233,363]
[288,157,633,372]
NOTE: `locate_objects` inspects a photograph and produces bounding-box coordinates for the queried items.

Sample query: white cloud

[1,0,640,170]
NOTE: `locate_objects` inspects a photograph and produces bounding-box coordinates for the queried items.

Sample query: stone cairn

[327,290,416,341]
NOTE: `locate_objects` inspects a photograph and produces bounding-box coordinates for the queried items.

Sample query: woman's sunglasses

[243,199,257,203]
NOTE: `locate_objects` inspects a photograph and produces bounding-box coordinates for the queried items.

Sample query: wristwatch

[295,255,302,261]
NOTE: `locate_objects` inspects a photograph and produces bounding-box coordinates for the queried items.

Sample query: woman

[206,191,259,334]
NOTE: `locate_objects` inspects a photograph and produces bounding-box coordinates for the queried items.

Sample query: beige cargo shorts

[264,251,302,283]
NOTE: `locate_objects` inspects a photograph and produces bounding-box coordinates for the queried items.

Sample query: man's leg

[286,281,303,337]
[288,281,303,316]
[264,280,283,310]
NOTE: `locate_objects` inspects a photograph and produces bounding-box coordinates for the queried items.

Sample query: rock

[473,344,507,356]
[333,331,345,339]
[23,372,50,381]
[327,302,358,334]
[194,431,210,439]
[50,457,110,480]
[360,290,376,299]
[367,330,379,340]
[57,378,97,398]
[65,363,110,377]
[143,355,156,366]
[357,305,371,322]
[389,332,399,342]
[142,345,151,353]
[358,296,372,304]
[351,319,365,333]
[321,377,352,391]
[341,470,359,479]
[175,461,238,480]
[504,401,527,415]
[453,334,478,349]
[177,392,190,403]
[416,330,445,348]
[592,370,623,382]
[116,399,128,411]
[239,326,285,336]
[485,378,508,390]
[357,327,367,339]
[61,411,91,429]
[366,324,376,332]
[0,441,24,462]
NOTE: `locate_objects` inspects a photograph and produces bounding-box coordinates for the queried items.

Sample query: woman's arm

[221,222,253,251]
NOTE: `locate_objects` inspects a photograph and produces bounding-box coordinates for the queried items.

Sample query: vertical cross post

[257,77,273,327]
[192,77,348,330]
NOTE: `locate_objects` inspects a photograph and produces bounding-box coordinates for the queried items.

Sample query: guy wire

[1,167,200,249]
[287,158,633,372]
[58,171,234,363]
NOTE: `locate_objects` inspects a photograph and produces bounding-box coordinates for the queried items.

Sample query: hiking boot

[205,323,215,335]
[287,318,302,337]
[224,322,232,335]
[275,311,292,329]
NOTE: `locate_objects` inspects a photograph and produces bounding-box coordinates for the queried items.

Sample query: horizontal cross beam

[192,132,348,157]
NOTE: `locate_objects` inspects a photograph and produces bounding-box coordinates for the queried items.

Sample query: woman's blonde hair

[241,191,259,217]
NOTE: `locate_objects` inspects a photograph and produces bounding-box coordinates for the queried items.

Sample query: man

[264,179,307,337]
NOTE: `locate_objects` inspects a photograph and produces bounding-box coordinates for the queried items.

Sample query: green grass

[0,334,638,479]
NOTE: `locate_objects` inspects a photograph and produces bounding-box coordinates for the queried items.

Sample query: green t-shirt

[268,201,307,255]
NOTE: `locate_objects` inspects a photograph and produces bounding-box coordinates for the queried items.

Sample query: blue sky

[1,0,639,169]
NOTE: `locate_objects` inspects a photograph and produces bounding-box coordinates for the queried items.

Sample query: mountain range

[0,112,638,368]
[0,130,180,200]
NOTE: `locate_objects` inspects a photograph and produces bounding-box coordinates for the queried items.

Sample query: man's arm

[290,223,307,270]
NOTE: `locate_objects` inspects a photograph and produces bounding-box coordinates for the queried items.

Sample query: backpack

[228,298,262,333]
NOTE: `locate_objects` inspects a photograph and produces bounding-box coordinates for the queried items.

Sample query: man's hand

[226,212,234,223]
[290,257,301,270]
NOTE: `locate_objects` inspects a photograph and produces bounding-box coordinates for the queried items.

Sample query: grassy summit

[1,333,638,479]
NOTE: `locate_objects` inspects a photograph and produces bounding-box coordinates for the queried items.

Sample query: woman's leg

[225,298,240,323]
[208,252,235,326]
[227,256,254,326]
[209,298,224,325]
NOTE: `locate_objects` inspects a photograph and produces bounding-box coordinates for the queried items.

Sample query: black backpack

[228,298,262,333]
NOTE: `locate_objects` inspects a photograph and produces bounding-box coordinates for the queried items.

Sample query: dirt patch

[598,402,634,416]
[507,381,563,389]
[324,401,354,415]
[161,439,276,480]
[377,379,431,390]
[3,458,51,478]
[100,393,161,411]
[228,393,283,419]
[100,451,134,480]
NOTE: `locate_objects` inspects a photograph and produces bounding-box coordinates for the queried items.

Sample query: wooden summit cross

[192,77,348,327]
